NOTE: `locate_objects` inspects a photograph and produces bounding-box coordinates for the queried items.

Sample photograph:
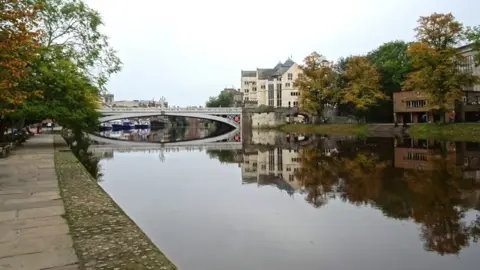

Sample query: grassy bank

[53,136,176,270]
[279,124,368,136]
[408,123,480,142]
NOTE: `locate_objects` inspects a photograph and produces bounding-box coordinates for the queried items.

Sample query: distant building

[393,44,480,123]
[221,88,243,107]
[111,97,168,108]
[241,59,303,108]
[103,94,114,105]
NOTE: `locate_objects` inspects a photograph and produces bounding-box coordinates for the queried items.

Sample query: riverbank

[279,124,369,136]
[279,123,480,142]
[407,123,480,142]
[53,136,176,269]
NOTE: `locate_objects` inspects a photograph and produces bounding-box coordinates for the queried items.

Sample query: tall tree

[366,41,412,122]
[342,56,385,121]
[403,13,479,123]
[37,0,122,91]
[0,0,41,115]
[12,51,100,133]
[294,52,340,122]
[466,26,480,65]
[367,41,412,96]
[206,91,234,107]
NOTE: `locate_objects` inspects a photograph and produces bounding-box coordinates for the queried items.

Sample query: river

[90,131,480,270]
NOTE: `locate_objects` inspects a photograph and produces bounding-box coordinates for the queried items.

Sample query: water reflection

[90,132,480,270]
[98,117,234,143]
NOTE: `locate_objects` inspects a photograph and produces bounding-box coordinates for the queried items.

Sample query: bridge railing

[98,107,242,113]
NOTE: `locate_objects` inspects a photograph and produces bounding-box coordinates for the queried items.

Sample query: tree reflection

[295,138,480,255]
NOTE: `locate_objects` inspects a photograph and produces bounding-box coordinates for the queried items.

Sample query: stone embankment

[0,134,176,269]
[54,136,176,269]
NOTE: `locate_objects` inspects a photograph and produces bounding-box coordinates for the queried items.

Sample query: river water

[91,131,480,270]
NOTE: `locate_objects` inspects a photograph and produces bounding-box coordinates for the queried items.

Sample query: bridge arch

[89,127,240,146]
[99,112,240,128]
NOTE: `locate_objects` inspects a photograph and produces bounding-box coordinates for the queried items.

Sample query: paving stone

[0,229,16,243]
[0,190,23,195]
[3,195,60,205]
[0,234,74,258]
[0,248,78,270]
[18,205,64,219]
[19,224,70,240]
[0,216,66,230]
[32,191,58,197]
[0,211,16,223]
[0,199,63,212]
[45,265,79,270]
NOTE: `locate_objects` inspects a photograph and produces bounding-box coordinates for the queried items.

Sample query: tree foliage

[294,52,340,121]
[367,41,412,96]
[0,0,41,114]
[403,13,479,121]
[12,50,100,132]
[466,25,480,66]
[1,0,120,142]
[206,91,234,107]
[37,0,122,91]
[342,56,385,119]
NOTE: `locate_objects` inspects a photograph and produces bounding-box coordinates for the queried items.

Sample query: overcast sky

[84,0,479,106]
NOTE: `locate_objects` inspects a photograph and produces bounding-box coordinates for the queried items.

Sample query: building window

[293,101,298,107]
[288,73,293,80]
[245,97,249,101]
[286,167,291,171]
[261,85,265,90]
[289,175,294,182]
[277,148,283,171]
[268,84,274,106]
[268,150,275,171]
[252,87,257,91]
[261,164,266,170]
[245,89,249,93]
[288,101,291,107]
[406,100,427,108]
[460,55,474,72]
[276,83,282,107]
[405,152,427,161]
[244,81,248,85]
[285,83,291,87]
[252,82,256,86]
[290,92,299,96]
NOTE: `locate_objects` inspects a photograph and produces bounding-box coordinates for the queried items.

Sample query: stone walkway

[0,135,79,270]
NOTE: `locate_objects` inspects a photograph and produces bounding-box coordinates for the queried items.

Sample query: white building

[241,59,303,108]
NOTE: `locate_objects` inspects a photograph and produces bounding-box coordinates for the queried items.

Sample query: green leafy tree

[342,56,385,122]
[36,0,122,91]
[206,91,234,107]
[403,13,479,123]
[366,41,412,122]
[367,41,412,95]
[12,51,100,133]
[466,26,480,65]
[294,52,341,122]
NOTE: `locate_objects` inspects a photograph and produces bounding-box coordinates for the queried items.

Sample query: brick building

[393,44,480,123]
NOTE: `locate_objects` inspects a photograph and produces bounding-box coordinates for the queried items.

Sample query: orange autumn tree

[403,13,479,123]
[0,0,41,115]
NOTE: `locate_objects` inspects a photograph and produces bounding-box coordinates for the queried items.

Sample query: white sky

[84,0,480,106]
